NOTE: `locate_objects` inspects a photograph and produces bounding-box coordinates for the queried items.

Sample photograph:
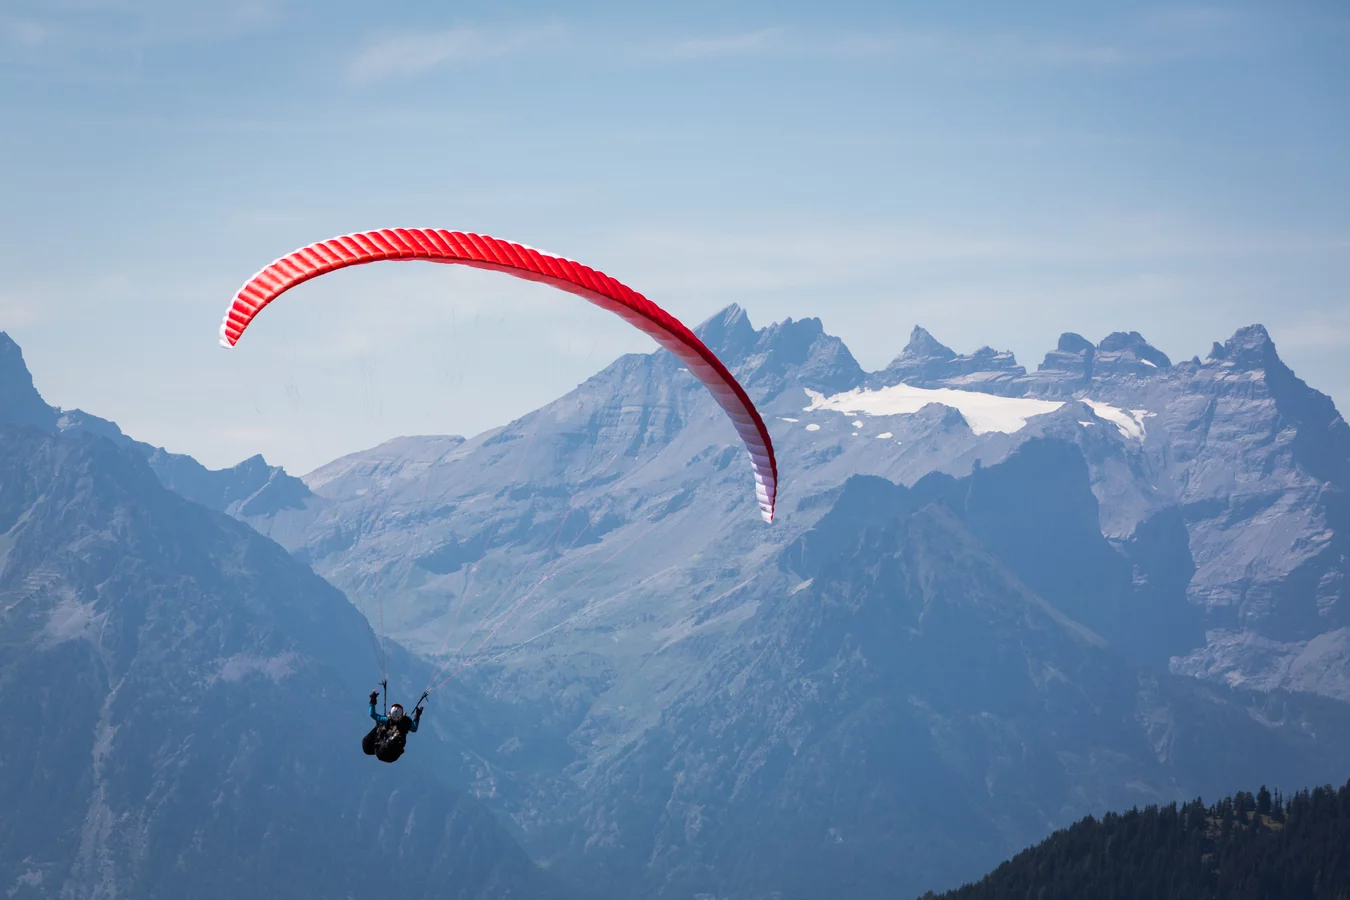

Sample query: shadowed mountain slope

[0,424,572,900]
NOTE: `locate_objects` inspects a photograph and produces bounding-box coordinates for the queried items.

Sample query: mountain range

[4,303,1349,898]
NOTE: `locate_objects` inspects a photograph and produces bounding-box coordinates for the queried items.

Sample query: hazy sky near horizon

[2,1,1347,472]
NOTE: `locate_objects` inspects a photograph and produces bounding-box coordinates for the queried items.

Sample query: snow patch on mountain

[803,385,1064,435]
[1082,400,1154,440]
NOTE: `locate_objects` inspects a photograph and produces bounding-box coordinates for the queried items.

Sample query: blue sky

[2,1,1346,472]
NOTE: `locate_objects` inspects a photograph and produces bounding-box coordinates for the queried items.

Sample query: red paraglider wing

[219,228,776,522]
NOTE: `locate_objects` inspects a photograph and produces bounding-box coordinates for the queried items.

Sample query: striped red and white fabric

[220,228,777,522]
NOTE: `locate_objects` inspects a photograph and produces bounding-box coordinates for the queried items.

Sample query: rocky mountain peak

[233,453,272,476]
[1056,332,1094,354]
[1208,324,1276,370]
[1033,330,1170,385]
[878,328,1024,394]
[1034,333,1096,384]
[695,303,757,362]
[1097,331,1171,369]
[693,307,864,396]
[1201,324,1350,488]
[900,326,957,362]
[756,314,826,355]
[147,446,312,516]
[0,331,58,431]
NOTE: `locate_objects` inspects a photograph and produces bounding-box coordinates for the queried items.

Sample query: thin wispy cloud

[5,19,48,46]
[638,26,1136,69]
[348,25,564,84]
[0,1,275,72]
[1148,6,1239,29]
[642,14,1253,70]
[983,34,1132,66]
[343,14,1241,82]
[805,29,1135,67]
[659,28,781,61]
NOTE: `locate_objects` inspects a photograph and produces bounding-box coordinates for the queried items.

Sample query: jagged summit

[0,331,58,431]
[1208,324,1276,369]
[1057,332,1094,354]
[1089,330,1171,378]
[692,315,1228,401]
[1098,331,1171,368]
[747,315,864,394]
[1194,324,1350,488]
[690,304,863,395]
[877,327,1024,394]
[1035,333,1094,383]
[695,303,757,361]
[866,323,1294,397]
[900,326,957,362]
[1035,330,1170,385]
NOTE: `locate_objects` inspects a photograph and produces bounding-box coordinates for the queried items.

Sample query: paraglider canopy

[219,228,777,522]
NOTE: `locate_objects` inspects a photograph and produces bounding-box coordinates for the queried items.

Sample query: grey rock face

[1033,331,1171,392]
[1017,324,1350,693]
[906,439,1204,667]
[1094,331,1172,375]
[564,466,1350,900]
[699,305,866,398]
[1036,332,1096,386]
[0,426,570,900]
[901,325,958,362]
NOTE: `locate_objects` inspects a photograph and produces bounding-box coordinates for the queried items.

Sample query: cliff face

[555,454,1350,900]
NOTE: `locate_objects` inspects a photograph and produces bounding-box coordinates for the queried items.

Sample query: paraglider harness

[365,681,428,764]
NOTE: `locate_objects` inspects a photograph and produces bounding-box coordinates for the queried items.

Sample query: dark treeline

[922,780,1350,900]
